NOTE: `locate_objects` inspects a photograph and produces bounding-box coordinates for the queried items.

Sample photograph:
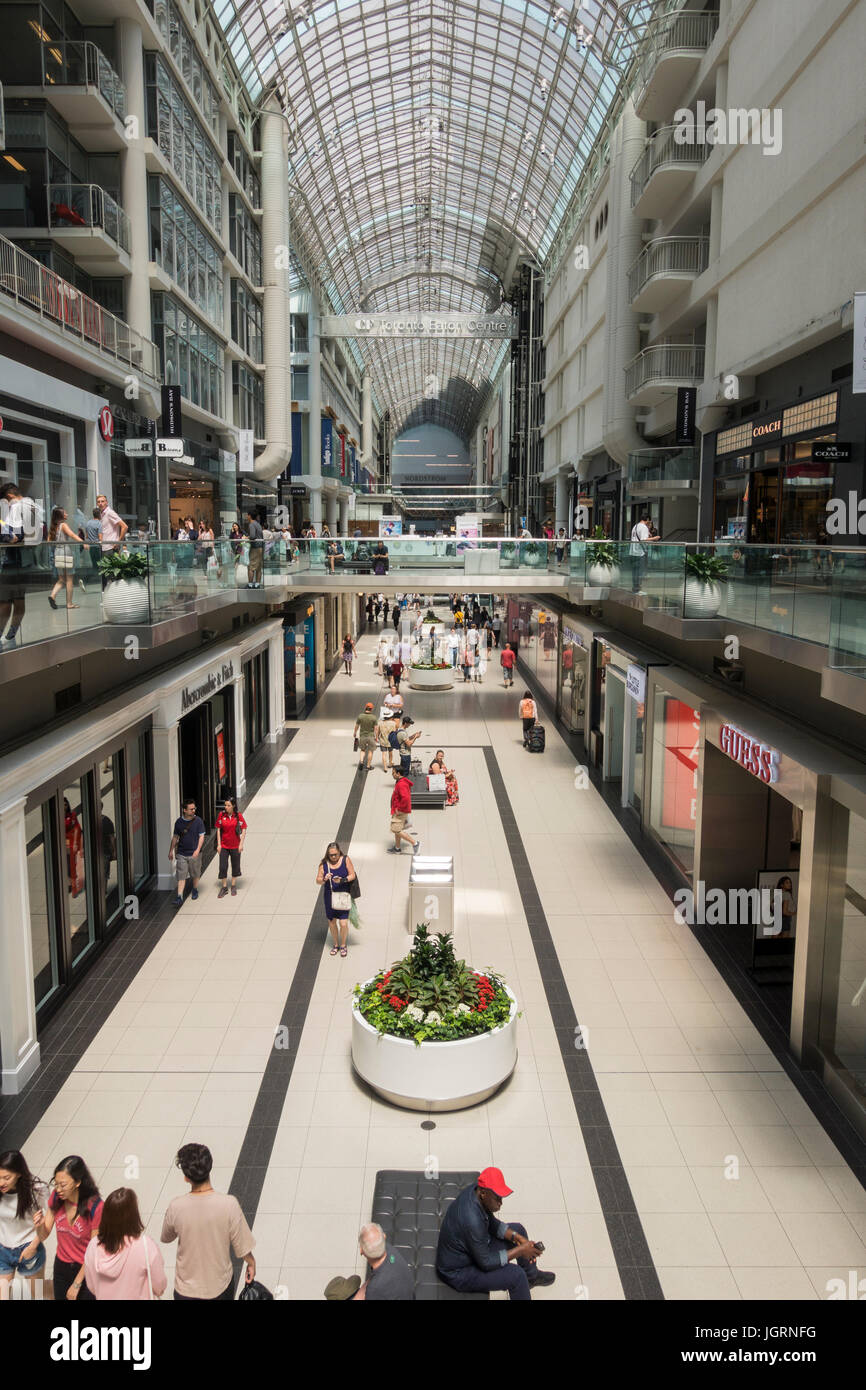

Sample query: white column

[308,298,323,527]
[117,20,151,343]
[0,798,40,1093]
[233,674,247,797]
[152,722,181,891]
[362,372,373,473]
[475,424,484,494]
[338,495,350,534]
[267,630,285,743]
[555,470,569,535]
[325,493,338,533]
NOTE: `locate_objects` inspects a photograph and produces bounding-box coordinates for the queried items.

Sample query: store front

[25,725,155,1024]
[559,619,590,735]
[243,649,271,760]
[0,379,98,528]
[710,390,844,544]
[507,599,559,705]
[589,633,667,815]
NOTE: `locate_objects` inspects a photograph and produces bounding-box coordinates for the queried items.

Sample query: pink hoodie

[83,1235,167,1300]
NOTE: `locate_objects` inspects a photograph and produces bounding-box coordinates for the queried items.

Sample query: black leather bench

[409,786,447,809]
[372,1170,488,1300]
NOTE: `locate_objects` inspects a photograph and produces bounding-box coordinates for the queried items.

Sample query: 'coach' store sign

[180,661,235,714]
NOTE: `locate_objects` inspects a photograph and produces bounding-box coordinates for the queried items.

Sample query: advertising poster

[661,697,701,831]
[379,519,403,537]
[216,730,227,780]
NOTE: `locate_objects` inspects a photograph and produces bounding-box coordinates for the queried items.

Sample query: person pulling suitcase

[519,692,537,748]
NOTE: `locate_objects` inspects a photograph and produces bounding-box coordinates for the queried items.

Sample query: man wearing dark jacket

[436,1168,555,1300]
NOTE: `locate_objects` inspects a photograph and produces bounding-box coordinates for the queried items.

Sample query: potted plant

[352,924,519,1111]
[586,527,621,587]
[422,609,439,623]
[684,550,727,618]
[409,658,454,689]
[98,549,150,624]
[520,539,544,568]
[499,540,517,568]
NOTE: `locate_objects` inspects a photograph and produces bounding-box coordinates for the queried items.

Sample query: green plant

[97,549,149,581]
[410,660,450,670]
[423,609,438,622]
[586,540,618,568]
[354,923,512,1044]
[685,551,727,584]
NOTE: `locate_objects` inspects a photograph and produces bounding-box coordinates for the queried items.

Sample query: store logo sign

[719,722,780,784]
[98,406,114,442]
[181,660,235,713]
[626,665,646,703]
[752,420,781,440]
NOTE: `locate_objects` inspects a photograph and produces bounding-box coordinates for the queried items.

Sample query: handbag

[327,871,352,912]
[348,874,361,899]
[353,736,359,752]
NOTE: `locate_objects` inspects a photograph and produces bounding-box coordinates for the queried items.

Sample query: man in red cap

[436,1167,554,1299]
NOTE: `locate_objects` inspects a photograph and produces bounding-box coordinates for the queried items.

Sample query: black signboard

[161,385,183,438]
[289,485,307,496]
[812,442,852,463]
[676,387,697,446]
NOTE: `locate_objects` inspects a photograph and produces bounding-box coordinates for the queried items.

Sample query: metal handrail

[627,236,710,302]
[625,344,706,398]
[630,125,712,207]
[41,39,126,121]
[47,184,131,254]
[636,9,720,97]
[0,232,160,380]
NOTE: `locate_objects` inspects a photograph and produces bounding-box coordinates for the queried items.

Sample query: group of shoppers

[169,796,247,905]
[0,1143,254,1301]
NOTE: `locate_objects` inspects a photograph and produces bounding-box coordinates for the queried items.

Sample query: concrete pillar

[308,297,323,527]
[338,494,350,534]
[554,469,569,536]
[151,721,180,890]
[0,797,41,1093]
[475,424,484,495]
[232,673,247,797]
[118,20,151,344]
[325,493,338,533]
[362,372,373,473]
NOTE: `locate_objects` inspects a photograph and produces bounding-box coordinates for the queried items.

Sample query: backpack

[388,729,401,751]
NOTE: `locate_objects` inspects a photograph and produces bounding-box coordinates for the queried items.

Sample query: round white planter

[102,578,149,625]
[587,563,621,587]
[408,664,454,690]
[684,578,722,618]
[235,562,249,587]
[352,986,518,1111]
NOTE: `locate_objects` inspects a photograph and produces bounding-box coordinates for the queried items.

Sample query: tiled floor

[16,614,866,1299]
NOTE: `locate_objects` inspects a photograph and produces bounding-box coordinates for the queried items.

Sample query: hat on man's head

[365,702,374,710]
[324,1274,362,1300]
[477,1166,513,1197]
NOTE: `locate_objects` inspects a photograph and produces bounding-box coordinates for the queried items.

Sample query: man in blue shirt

[436,1167,555,1300]
[169,799,206,907]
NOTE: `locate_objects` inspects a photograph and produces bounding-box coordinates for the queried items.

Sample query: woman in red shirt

[388,769,420,855]
[35,1154,102,1301]
[216,797,247,898]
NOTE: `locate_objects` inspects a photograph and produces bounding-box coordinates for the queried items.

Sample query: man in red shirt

[388,769,420,855]
[215,797,247,897]
[500,642,516,688]
[390,656,404,692]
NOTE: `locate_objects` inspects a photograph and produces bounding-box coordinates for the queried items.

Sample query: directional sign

[155,438,185,458]
[320,312,518,339]
[124,438,154,458]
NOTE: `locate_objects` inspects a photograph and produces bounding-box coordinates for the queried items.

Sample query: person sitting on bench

[429,749,459,805]
[372,539,389,574]
[326,539,344,574]
[436,1168,555,1301]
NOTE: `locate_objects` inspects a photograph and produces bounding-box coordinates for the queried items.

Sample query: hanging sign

[98,406,114,441]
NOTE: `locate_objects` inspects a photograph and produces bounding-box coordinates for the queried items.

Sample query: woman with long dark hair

[316,840,356,957]
[35,1155,103,1300]
[47,507,83,611]
[0,1150,49,1290]
[83,1188,167,1300]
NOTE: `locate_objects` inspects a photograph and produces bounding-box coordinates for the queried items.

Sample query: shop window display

[819,809,866,1102]
[648,692,700,876]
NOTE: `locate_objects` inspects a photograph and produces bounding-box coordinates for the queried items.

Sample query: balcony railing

[628,236,709,304]
[291,338,310,353]
[0,232,160,379]
[635,9,720,99]
[627,449,700,488]
[48,184,130,254]
[630,125,711,208]
[625,344,705,399]
[42,39,126,121]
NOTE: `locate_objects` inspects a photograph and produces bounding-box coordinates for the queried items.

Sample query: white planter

[352,985,518,1111]
[684,577,722,618]
[464,549,499,575]
[102,577,149,625]
[235,562,249,587]
[587,563,621,587]
[408,664,454,690]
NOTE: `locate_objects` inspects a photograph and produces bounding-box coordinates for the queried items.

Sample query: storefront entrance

[178,691,235,839]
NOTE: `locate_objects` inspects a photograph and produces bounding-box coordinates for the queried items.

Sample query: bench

[409,786,447,809]
[372,1169,488,1300]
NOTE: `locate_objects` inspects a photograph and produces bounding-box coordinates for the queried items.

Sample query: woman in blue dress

[315,840,356,957]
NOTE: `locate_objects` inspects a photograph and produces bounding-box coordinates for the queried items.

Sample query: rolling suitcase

[527,722,546,753]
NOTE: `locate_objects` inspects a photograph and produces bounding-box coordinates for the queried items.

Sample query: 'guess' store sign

[719,722,780,784]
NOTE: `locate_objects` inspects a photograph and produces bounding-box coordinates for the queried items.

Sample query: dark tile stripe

[0,729,295,1146]
[482,746,665,1301]
[227,762,367,1232]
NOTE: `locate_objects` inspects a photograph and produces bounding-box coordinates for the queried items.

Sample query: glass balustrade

[2,537,866,673]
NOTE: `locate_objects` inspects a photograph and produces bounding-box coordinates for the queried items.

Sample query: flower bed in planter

[408,662,453,690]
[352,927,518,1111]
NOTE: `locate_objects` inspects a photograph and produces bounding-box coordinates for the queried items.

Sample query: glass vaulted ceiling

[212,0,664,440]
